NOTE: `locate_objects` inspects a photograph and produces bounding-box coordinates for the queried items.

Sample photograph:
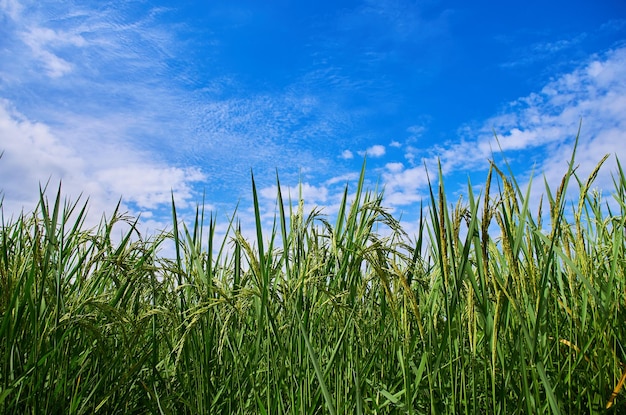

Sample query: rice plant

[0,145,624,414]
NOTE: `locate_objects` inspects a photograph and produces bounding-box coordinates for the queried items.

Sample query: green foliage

[1,149,625,414]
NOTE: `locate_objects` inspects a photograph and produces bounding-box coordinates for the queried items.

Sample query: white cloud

[12,18,88,78]
[385,162,404,172]
[369,144,386,157]
[406,125,426,137]
[0,100,206,225]
[326,172,360,186]
[0,0,22,20]
[381,164,429,207]
[358,144,386,158]
[24,26,86,48]
[341,149,354,159]
[0,99,83,197]
[95,166,206,210]
[420,46,626,190]
[377,45,626,227]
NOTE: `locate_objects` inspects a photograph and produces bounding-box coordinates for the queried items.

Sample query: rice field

[1,144,625,414]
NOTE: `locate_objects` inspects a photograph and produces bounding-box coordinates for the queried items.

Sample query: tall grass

[0,148,625,414]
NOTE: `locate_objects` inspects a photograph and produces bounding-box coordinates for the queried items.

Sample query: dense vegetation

[1,145,625,414]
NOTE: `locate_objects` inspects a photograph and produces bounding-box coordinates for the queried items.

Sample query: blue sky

[1,0,625,239]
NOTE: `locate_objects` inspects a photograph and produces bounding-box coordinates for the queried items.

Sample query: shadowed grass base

[1,149,625,414]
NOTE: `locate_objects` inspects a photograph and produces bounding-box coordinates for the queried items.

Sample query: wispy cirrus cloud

[336,0,453,52]
[0,1,215,226]
[500,34,588,69]
[0,0,356,225]
[498,18,626,71]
